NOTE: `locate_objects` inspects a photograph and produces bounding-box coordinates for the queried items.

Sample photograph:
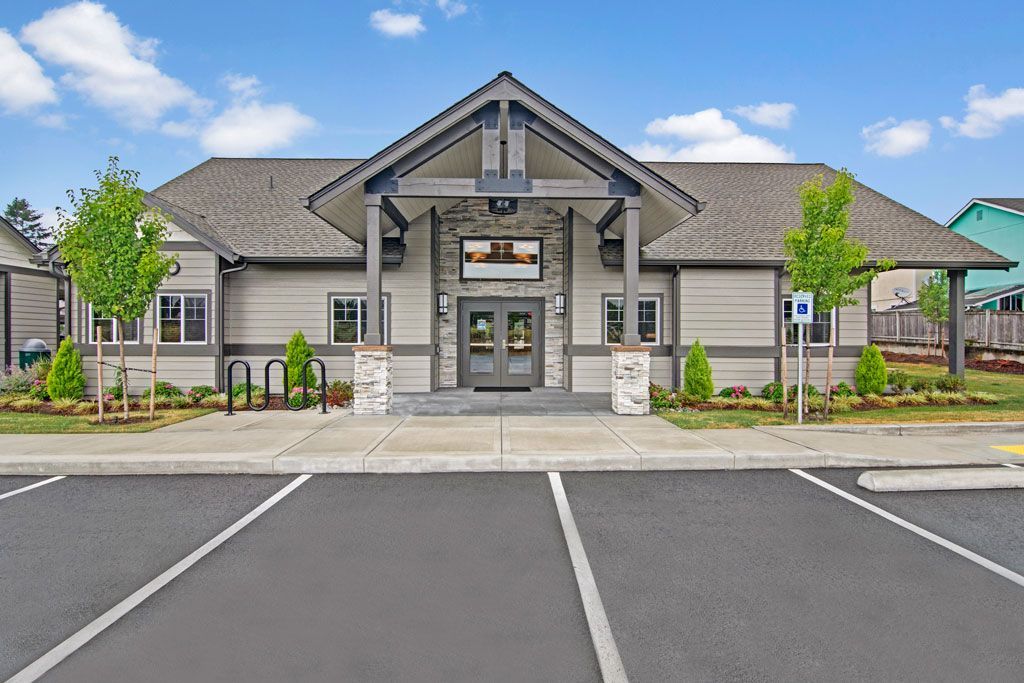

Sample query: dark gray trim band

[567,344,672,357]
[224,343,435,357]
[243,256,404,265]
[566,344,863,359]
[0,263,57,278]
[75,343,215,357]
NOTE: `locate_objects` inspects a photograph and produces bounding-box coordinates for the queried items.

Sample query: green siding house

[946,198,1024,310]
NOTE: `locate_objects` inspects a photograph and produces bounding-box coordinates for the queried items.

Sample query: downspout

[217,260,248,390]
[671,265,680,389]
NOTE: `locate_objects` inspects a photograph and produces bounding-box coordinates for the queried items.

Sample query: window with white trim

[783,299,836,345]
[331,296,388,344]
[158,294,207,343]
[604,296,660,345]
[87,305,139,344]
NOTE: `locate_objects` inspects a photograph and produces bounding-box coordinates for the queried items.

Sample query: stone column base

[354,346,393,415]
[610,346,651,415]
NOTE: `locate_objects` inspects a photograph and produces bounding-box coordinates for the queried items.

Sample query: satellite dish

[893,287,911,298]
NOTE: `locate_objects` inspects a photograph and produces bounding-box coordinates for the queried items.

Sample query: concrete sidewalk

[0,411,1021,474]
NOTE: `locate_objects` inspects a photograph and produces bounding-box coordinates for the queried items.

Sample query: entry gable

[306,72,702,245]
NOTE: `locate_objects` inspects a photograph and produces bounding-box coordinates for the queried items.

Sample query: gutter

[217,260,248,390]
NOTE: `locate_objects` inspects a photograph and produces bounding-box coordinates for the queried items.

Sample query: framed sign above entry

[460,238,542,280]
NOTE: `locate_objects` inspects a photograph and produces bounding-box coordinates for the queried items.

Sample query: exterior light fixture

[168,261,181,276]
[488,198,518,215]
[437,292,449,315]
[554,293,565,315]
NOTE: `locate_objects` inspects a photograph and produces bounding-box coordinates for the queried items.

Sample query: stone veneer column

[354,346,393,415]
[610,346,650,415]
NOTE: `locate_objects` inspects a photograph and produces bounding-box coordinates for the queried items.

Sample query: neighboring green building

[946,198,1024,310]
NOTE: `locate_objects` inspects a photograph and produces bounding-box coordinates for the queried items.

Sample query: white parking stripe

[8,474,312,683]
[0,476,65,502]
[790,469,1024,589]
[548,472,628,683]
[1002,463,1022,469]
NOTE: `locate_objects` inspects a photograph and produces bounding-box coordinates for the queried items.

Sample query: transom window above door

[159,294,207,343]
[604,296,660,345]
[331,296,388,344]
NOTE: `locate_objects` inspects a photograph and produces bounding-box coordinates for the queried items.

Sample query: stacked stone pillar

[610,346,650,415]
[354,345,393,415]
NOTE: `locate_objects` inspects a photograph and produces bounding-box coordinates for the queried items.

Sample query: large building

[60,74,1012,413]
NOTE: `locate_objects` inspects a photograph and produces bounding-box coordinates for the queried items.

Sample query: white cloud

[731,102,796,129]
[199,100,316,156]
[20,1,210,130]
[160,119,198,137]
[939,84,1024,139]
[437,0,468,19]
[0,28,57,113]
[629,107,794,162]
[222,73,262,100]
[861,117,931,157]
[35,112,67,129]
[369,9,426,37]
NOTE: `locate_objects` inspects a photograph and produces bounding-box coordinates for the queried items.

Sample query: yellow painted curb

[992,444,1024,455]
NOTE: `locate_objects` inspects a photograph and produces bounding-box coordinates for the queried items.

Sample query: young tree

[783,169,895,418]
[56,157,175,421]
[4,197,51,246]
[917,271,949,357]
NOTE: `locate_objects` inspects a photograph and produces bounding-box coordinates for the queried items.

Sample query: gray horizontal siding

[9,273,57,353]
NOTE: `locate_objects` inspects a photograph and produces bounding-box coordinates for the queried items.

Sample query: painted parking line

[1003,463,1022,469]
[8,474,311,683]
[548,472,628,683]
[992,444,1024,456]
[790,469,1024,589]
[0,476,65,502]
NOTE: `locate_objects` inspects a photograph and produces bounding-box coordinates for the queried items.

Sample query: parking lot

[2,469,1023,682]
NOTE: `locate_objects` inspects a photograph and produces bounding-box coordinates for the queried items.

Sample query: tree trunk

[149,314,158,420]
[96,325,104,424]
[823,324,835,420]
[780,324,788,419]
[117,318,129,421]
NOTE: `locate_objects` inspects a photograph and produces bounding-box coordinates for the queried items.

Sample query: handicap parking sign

[792,292,814,324]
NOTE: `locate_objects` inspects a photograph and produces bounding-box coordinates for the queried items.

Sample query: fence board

[871,310,1024,351]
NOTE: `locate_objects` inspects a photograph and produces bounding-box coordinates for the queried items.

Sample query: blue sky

[2,0,1022,230]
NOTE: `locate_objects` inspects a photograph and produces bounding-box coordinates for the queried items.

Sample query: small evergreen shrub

[910,378,934,393]
[935,374,967,393]
[47,337,86,401]
[185,385,216,403]
[285,330,317,392]
[683,339,714,401]
[855,345,887,395]
[887,370,910,392]
[761,382,785,403]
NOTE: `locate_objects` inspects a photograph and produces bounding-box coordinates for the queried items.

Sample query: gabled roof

[0,215,42,255]
[965,283,1024,308]
[142,193,239,261]
[946,197,1024,226]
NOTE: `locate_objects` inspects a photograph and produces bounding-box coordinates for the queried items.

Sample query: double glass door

[460,300,543,388]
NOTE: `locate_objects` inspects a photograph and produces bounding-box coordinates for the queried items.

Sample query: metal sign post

[791,292,814,425]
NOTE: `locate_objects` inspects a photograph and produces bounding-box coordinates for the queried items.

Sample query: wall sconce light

[437,292,449,315]
[554,293,565,315]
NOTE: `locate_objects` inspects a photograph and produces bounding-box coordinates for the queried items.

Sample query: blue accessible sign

[792,292,814,324]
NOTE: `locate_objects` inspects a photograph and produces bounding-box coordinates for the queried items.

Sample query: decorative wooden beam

[595,199,624,235]
[379,177,635,199]
[507,101,528,181]
[379,196,408,233]
[481,102,501,180]
[387,101,498,178]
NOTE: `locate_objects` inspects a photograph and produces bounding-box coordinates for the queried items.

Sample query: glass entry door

[459,300,543,388]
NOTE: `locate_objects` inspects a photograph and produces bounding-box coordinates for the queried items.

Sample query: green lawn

[0,408,216,434]
[660,362,1024,429]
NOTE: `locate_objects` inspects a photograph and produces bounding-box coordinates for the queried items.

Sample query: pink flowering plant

[718,385,752,399]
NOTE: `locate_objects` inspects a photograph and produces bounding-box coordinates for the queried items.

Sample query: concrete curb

[766,421,1024,436]
[858,467,1024,492]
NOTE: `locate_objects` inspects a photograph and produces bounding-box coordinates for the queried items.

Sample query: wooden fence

[871,310,1024,351]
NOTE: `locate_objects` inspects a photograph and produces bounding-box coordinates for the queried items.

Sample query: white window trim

[783,298,837,347]
[603,296,661,346]
[157,293,208,345]
[330,295,388,345]
[87,305,139,344]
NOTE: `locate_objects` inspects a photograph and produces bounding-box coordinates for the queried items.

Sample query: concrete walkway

[0,410,1021,474]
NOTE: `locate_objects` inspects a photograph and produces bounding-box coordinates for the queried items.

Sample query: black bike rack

[226,357,328,415]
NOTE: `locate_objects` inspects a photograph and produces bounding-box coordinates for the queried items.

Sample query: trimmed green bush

[683,339,714,401]
[285,330,317,392]
[142,381,183,401]
[47,338,86,400]
[935,373,967,393]
[760,381,785,403]
[854,344,887,395]
[887,369,910,392]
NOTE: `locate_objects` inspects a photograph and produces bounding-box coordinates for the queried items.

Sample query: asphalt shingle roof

[151,158,1015,268]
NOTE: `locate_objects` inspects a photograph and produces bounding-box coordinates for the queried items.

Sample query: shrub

[185,385,216,403]
[31,358,53,382]
[967,391,998,404]
[287,386,314,409]
[887,370,910,392]
[855,345,887,395]
[231,382,265,399]
[73,400,98,415]
[47,338,86,401]
[326,380,353,407]
[51,397,81,413]
[787,383,820,400]
[831,381,857,397]
[171,395,192,409]
[719,385,752,399]
[650,383,680,411]
[910,377,934,393]
[761,381,785,403]
[0,367,34,395]
[683,339,714,401]
[830,395,864,413]
[28,378,49,401]
[935,374,967,393]
[285,330,317,392]
[105,367,127,401]
[142,381,182,401]
[0,393,28,408]
[10,397,43,411]
[199,394,228,409]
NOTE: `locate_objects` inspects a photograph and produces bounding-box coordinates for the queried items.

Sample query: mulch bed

[882,352,1024,375]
